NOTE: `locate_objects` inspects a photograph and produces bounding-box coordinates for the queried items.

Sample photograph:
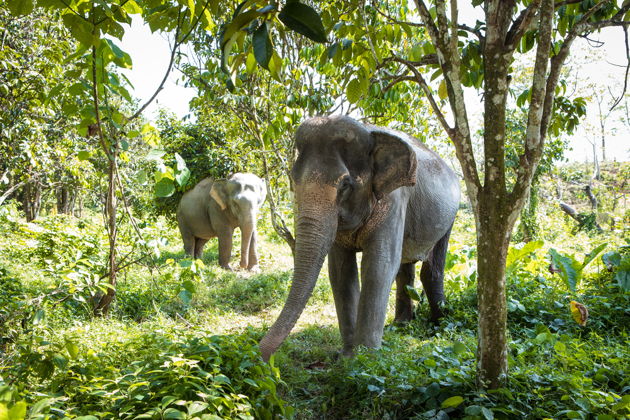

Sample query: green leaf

[245,51,257,74]
[178,290,193,305]
[267,50,283,82]
[405,285,423,302]
[615,269,630,291]
[7,0,34,16]
[441,396,464,408]
[187,0,195,22]
[582,243,607,268]
[65,340,79,359]
[175,168,190,187]
[346,79,362,104]
[253,22,273,69]
[155,178,176,198]
[123,0,142,14]
[548,248,582,292]
[452,342,467,355]
[279,2,328,43]
[187,402,208,416]
[103,39,132,69]
[62,14,99,47]
[32,309,45,325]
[7,401,27,420]
[438,79,448,100]
[77,151,91,161]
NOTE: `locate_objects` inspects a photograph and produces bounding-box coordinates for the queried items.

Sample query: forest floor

[0,162,628,419]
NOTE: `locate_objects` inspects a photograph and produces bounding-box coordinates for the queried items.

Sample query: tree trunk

[22,181,42,222]
[519,181,539,242]
[93,152,118,316]
[476,201,511,389]
[56,186,75,215]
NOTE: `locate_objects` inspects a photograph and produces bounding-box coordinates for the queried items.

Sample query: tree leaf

[253,22,273,69]
[438,79,448,100]
[155,179,176,198]
[7,401,27,420]
[77,151,91,161]
[346,79,362,104]
[279,2,328,43]
[441,395,464,408]
[7,0,34,16]
[65,340,80,359]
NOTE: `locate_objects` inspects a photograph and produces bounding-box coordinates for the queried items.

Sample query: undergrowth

[0,183,628,419]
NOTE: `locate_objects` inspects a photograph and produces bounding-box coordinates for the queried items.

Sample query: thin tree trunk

[476,206,510,389]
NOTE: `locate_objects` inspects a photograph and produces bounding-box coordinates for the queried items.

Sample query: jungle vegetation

[0,0,629,418]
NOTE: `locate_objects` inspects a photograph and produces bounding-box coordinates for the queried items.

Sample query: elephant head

[210,173,266,269]
[259,115,417,361]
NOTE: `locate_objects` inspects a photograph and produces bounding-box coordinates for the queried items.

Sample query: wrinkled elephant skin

[177,173,266,270]
[259,116,460,361]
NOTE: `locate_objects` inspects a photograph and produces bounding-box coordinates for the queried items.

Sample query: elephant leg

[328,243,359,356]
[394,262,416,324]
[181,231,195,257]
[217,227,234,270]
[194,238,209,260]
[247,230,259,270]
[355,219,405,349]
[239,224,254,270]
[419,226,452,322]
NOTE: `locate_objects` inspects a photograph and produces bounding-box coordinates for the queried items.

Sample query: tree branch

[509,0,554,212]
[505,0,542,49]
[0,181,25,206]
[609,26,629,112]
[389,57,454,138]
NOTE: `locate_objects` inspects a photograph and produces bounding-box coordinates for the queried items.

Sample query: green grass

[0,191,628,419]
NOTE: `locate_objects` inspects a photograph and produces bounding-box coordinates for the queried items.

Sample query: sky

[120,10,629,162]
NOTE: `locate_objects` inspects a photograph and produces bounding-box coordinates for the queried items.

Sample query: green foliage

[548,243,607,293]
[602,245,630,292]
[5,330,291,419]
[142,110,235,220]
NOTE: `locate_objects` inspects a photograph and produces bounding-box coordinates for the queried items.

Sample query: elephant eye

[338,176,353,197]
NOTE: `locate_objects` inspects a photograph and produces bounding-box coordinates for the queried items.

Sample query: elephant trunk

[259,202,337,361]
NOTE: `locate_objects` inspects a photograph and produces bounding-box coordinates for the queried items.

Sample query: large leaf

[155,178,175,198]
[279,2,327,43]
[62,14,99,47]
[346,78,362,104]
[7,0,34,16]
[253,22,273,69]
[548,248,582,292]
[582,243,607,268]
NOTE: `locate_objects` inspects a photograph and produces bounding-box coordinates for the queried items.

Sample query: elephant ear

[370,128,417,200]
[210,181,228,210]
[256,179,267,207]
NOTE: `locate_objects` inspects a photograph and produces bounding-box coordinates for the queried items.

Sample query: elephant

[176,173,266,270]
[259,115,460,361]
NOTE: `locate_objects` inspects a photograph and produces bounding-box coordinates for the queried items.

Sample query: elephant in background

[177,173,266,270]
[259,115,460,361]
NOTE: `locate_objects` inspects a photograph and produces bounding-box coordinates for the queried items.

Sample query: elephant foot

[393,308,416,325]
[247,264,261,273]
[220,264,233,271]
[339,347,355,358]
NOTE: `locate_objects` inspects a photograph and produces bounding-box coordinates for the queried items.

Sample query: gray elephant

[259,116,460,361]
[176,173,266,270]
